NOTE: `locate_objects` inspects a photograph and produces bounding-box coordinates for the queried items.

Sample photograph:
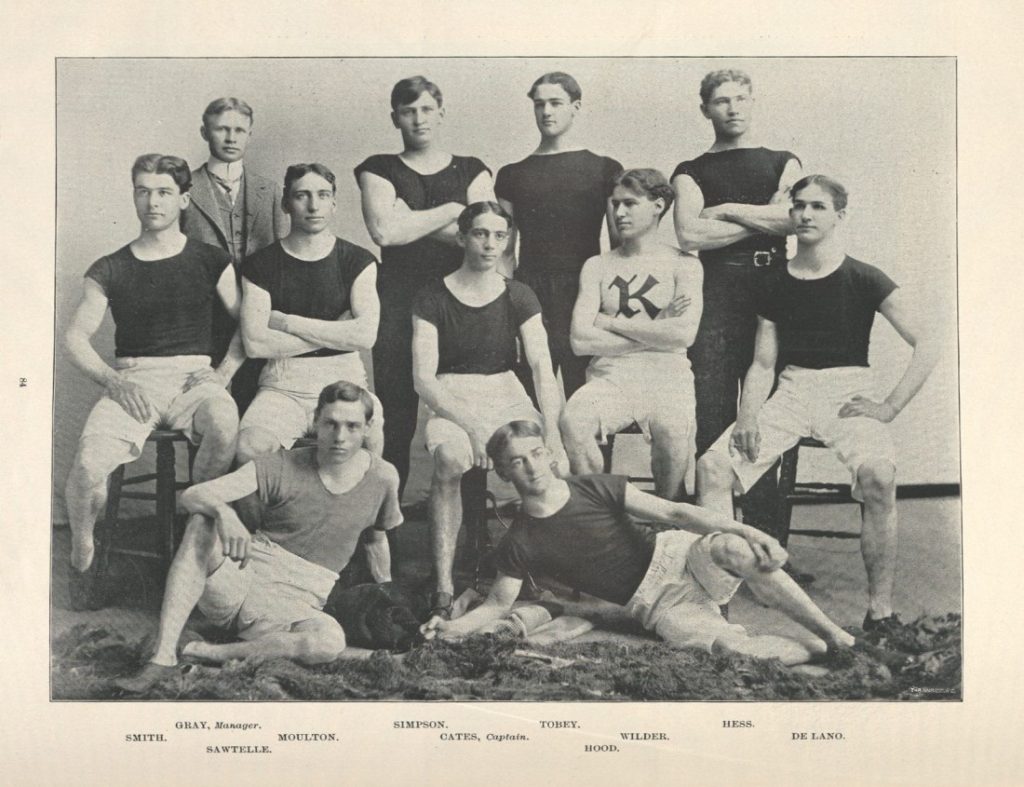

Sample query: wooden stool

[599,423,656,487]
[776,436,860,548]
[95,430,197,583]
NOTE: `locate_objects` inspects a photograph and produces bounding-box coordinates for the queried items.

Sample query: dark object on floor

[426,591,454,622]
[112,661,181,694]
[863,612,901,634]
[67,560,105,611]
[783,562,816,587]
[324,582,425,652]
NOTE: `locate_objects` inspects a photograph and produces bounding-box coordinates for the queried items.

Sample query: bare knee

[178,514,219,560]
[236,427,280,464]
[296,621,346,664]
[696,451,735,495]
[194,398,239,444]
[709,533,758,577]
[649,417,690,452]
[857,460,896,506]
[69,437,132,489]
[432,445,466,484]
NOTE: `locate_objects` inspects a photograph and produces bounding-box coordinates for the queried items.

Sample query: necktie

[210,172,241,206]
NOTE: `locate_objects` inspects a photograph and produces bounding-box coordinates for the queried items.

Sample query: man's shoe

[112,662,181,694]
[782,563,816,587]
[863,612,902,634]
[67,561,105,612]
[428,592,454,621]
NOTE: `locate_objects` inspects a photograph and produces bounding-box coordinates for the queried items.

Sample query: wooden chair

[775,436,861,548]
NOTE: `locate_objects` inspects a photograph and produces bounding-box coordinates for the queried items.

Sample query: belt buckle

[753,251,772,268]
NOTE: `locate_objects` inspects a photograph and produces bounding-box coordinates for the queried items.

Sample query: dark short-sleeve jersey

[253,448,403,573]
[755,256,898,369]
[495,150,622,275]
[241,238,376,357]
[672,147,799,258]
[493,475,656,606]
[353,154,490,281]
[84,239,230,358]
[411,279,541,375]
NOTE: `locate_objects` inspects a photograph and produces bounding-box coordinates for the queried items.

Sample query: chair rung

[121,491,159,501]
[108,547,165,560]
[122,474,159,485]
[788,528,861,539]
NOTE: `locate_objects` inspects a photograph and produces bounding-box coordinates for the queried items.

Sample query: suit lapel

[189,165,228,245]
[245,173,267,240]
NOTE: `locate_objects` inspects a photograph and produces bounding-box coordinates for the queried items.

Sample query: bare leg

[712,534,854,649]
[695,450,742,518]
[857,460,898,620]
[559,405,603,475]
[649,417,691,501]
[190,397,239,482]
[184,617,346,665]
[64,436,135,571]
[150,514,226,666]
[430,446,465,597]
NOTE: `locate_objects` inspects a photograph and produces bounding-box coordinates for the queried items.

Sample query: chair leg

[156,439,177,565]
[776,446,800,549]
[460,468,489,582]
[95,465,126,584]
[600,433,616,474]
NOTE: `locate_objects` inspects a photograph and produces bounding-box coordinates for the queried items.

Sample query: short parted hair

[791,174,849,211]
[528,72,582,103]
[202,97,254,127]
[314,381,374,422]
[486,420,544,467]
[131,154,192,193]
[612,168,675,218]
[390,76,443,110]
[457,201,514,234]
[283,163,338,199]
[699,69,753,104]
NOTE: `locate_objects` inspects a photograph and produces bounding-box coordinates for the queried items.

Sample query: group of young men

[60,68,939,692]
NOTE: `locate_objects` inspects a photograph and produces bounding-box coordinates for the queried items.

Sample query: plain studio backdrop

[52,57,957,518]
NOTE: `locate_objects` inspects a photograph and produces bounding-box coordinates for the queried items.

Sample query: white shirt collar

[206,158,245,182]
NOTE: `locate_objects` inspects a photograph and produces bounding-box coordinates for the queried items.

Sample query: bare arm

[411,316,492,467]
[672,173,755,252]
[358,171,464,248]
[427,170,497,247]
[519,314,569,470]
[273,264,380,352]
[701,158,803,236]
[426,573,523,638]
[600,259,704,350]
[210,266,245,382]
[496,196,518,278]
[732,317,779,462]
[569,257,644,357]
[624,484,787,570]
[179,462,260,567]
[65,279,153,422]
[839,289,942,422]
[364,529,392,583]
[240,277,320,358]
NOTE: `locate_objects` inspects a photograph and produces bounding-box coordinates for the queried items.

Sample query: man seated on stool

[64,153,245,610]
[411,201,568,621]
[560,168,703,501]
[695,175,940,633]
[236,163,384,466]
[114,382,402,693]
[423,420,856,665]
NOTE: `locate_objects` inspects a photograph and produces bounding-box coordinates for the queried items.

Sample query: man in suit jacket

[183,97,288,412]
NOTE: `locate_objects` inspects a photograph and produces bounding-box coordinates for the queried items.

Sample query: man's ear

[200,124,210,143]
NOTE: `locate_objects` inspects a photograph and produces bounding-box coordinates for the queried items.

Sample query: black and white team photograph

[49,56,960,702]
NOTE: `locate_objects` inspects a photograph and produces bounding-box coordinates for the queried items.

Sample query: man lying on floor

[422,420,855,665]
[115,381,402,693]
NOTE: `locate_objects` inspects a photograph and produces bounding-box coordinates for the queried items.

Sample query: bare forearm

[676,218,754,252]
[606,316,696,351]
[365,537,392,583]
[886,336,942,413]
[663,501,757,538]
[65,331,118,387]
[737,364,776,422]
[373,203,463,247]
[416,378,489,438]
[570,326,643,357]
[533,367,565,447]
[282,314,375,352]
[243,328,320,359]
[215,330,246,382]
[712,203,795,236]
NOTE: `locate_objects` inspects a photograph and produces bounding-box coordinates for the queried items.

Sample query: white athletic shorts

[424,371,541,473]
[627,529,745,653]
[80,355,235,456]
[565,351,696,487]
[240,353,384,448]
[707,365,897,502]
[198,532,340,639]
